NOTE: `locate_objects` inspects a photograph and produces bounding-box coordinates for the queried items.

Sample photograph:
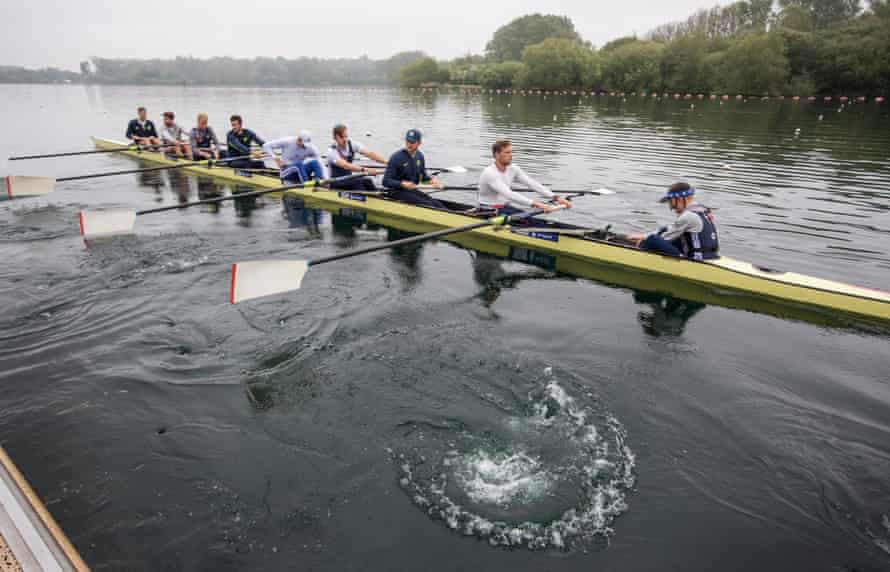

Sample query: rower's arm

[514,166,554,198]
[382,158,405,189]
[480,170,534,207]
[659,211,701,241]
[332,156,365,173]
[360,149,387,164]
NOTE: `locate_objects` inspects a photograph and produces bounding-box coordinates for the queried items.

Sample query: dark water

[1,84,889,571]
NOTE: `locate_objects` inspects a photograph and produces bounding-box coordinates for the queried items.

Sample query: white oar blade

[442,165,468,174]
[230,260,309,304]
[591,188,615,195]
[79,209,137,238]
[6,176,56,198]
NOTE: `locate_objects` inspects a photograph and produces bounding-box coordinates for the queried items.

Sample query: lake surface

[1,84,889,571]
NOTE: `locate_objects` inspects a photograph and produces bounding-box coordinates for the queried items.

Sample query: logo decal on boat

[338,192,367,202]
[511,229,560,242]
[234,169,253,178]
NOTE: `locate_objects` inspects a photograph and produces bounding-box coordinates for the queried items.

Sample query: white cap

[298,130,311,143]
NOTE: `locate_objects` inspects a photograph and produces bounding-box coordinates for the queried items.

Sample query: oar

[365,164,468,174]
[424,185,615,196]
[5,153,262,198]
[78,172,368,239]
[8,143,178,161]
[229,198,580,304]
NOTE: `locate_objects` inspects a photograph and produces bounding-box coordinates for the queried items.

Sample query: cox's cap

[659,183,695,203]
[405,129,422,143]
[298,130,311,143]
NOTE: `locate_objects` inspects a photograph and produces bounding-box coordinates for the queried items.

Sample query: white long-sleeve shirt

[477,163,554,207]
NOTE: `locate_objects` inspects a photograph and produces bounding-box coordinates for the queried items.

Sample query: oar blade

[230,260,309,304]
[6,176,56,198]
[591,188,615,195]
[79,209,138,238]
[441,165,467,174]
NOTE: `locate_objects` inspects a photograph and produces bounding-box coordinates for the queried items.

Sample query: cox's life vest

[682,205,719,261]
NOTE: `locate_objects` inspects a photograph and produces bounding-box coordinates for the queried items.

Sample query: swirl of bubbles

[392,368,636,550]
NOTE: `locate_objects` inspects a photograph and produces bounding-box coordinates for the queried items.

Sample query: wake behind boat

[77,136,890,322]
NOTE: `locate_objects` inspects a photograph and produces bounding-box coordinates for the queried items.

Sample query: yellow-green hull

[92,137,890,323]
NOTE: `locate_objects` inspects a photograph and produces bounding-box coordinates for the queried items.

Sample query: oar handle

[134,172,368,215]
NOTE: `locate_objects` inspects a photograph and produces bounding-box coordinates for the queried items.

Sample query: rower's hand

[628,233,645,247]
[275,158,284,168]
[429,179,444,190]
[553,195,572,209]
[251,150,264,158]
[532,201,556,213]
[403,181,418,190]
[364,167,381,176]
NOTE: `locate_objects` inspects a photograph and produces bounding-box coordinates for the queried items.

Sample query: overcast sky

[3,0,732,70]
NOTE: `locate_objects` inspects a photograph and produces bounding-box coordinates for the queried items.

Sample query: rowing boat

[91,136,890,323]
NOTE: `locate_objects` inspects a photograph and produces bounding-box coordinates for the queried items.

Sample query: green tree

[712,33,790,94]
[777,0,861,27]
[477,62,525,89]
[779,4,816,30]
[485,14,581,62]
[810,15,890,94]
[600,40,666,92]
[515,38,600,89]
[398,58,449,87]
[660,34,717,92]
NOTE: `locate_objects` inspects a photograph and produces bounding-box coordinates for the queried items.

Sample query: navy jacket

[226,128,265,156]
[126,119,158,140]
[383,149,429,189]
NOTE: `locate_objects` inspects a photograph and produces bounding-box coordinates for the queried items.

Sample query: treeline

[0,65,80,84]
[399,2,890,96]
[1,53,428,87]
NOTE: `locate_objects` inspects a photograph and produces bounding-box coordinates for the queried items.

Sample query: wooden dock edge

[0,446,89,571]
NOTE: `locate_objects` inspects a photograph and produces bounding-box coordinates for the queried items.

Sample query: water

[0,84,889,571]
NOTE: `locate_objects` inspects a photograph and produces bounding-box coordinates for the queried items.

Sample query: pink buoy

[807,96,816,102]
[823,96,832,102]
[876,97,885,104]
[792,95,800,101]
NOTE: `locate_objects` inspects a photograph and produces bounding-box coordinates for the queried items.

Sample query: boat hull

[91,137,890,323]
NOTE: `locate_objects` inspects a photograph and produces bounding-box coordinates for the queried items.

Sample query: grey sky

[3,0,731,70]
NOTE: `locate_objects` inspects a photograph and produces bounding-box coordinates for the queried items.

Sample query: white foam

[394,368,636,551]
[454,450,553,506]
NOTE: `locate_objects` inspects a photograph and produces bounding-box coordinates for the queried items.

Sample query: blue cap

[659,184,695,203]
[405,129,422,143]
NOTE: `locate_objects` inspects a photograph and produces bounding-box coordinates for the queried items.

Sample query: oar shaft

[134,173,367,215]
[435,185,593,194]
[8,144,176,161]
[309,205,565,267]
[56,154,255,182]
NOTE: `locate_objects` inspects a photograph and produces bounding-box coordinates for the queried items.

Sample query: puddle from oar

[391,367,636,550]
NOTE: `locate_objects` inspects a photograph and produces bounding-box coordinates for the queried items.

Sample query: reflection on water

[2,85,889,571]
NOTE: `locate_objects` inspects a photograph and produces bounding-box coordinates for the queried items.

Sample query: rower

[261,130,325,184]
[125,106,160,147]
[226,115,266,169]
[327,123,386,191]
[159,111,192,158]
[477,140,572,214]
[382,129,446,208]
[628,183,720,260]
[189,113,220,160]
